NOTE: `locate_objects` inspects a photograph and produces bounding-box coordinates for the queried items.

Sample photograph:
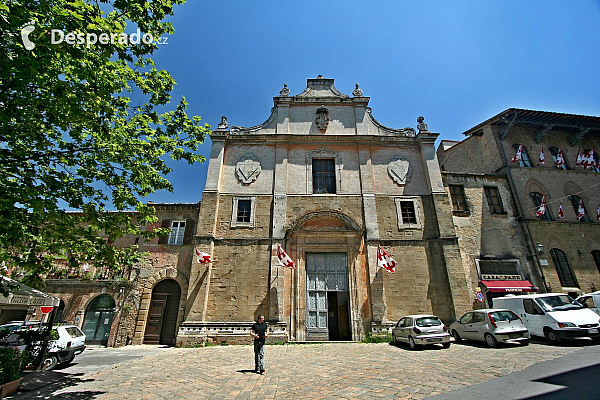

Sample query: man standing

[251,314,268,374]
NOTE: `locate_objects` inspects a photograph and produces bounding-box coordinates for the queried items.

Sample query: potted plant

[0,347,24,398]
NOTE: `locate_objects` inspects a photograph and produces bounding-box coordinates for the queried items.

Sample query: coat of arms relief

[236,154,261,184]
[388,156,412,185]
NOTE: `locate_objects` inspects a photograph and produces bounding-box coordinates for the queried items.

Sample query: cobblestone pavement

[16,340,594,399]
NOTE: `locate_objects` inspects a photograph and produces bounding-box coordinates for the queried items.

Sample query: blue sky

[143,0,600,204]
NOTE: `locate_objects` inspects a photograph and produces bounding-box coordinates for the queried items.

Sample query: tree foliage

[0,0,209,292]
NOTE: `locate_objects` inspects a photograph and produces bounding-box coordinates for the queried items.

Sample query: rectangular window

[231,197,256,228]
[312,159,336,194]
[395,198,421,228]
[168,221,186,245]
[400,201,417,224]
[449,185,468,212]
[236,200,252,223]
[484,187,505,214]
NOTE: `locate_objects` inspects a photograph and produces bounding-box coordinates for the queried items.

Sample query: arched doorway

[286,211,363,341]
[56,299,66,323]
[82,295,115,346]
[143,279,181,345]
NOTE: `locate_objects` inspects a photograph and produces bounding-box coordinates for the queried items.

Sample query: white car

[1,324,86,370]
[450,309,530,347]
[44,325,86,369]
[392,315,451,350]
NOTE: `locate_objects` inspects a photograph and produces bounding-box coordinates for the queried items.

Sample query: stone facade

[177,76,472,345]
[437,109,600,300]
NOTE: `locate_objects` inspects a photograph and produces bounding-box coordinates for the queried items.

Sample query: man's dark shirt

[252,321,267,342]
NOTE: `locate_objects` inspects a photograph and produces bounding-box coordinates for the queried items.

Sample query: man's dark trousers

[254,340,265,372]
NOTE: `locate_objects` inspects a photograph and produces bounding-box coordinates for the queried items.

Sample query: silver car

[450,309,530,347]
[392,315,451,350]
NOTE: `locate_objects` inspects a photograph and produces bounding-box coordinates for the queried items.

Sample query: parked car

[576,291,600,316]
[450,309,530,347]
[43,325,86,369]
[0,324,86,370]
[493,293,600,343]
[392,315,451,350]
[0,321,42,332]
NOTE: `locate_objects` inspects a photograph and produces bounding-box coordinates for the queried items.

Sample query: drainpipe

[495,111,549,292]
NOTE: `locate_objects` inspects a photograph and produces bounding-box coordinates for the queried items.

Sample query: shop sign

[481,274,522,280]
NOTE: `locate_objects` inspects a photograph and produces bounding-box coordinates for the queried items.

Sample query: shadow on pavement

[388,341,449,351]
[520,363,600,399]
[11,371,105,399]
[236,369,258,374]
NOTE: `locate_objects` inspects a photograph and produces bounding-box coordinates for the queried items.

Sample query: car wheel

[451,330,462,343]
[484,333,498,348]
[408,336,419,350]
[392,333,398,343]
[544,328,561,344]
[44,355,59,370]
[521,339,530,346]
[442,342,451,349]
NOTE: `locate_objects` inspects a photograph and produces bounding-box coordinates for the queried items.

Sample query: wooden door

[143,295,167,344]
[143,279,181,345]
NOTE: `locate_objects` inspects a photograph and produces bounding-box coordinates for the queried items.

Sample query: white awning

[0,276,60,307]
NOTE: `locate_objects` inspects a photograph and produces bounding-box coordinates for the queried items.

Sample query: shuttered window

[449,185,468,212]
[484,187,505,214]
[550,248,578,287]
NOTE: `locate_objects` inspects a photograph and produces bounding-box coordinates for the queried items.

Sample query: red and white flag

[575,148,583,168]
[577,199,586,221]
[558,201,564,219]
[555,148,565,168]
[276,244,295,269]
[538,147,545,166]
[377,246,396,273]
[536,195,547,217]
[511,144,523,163]
[196,248,212,264]
[596,203,600,222]
[581,150,596,170]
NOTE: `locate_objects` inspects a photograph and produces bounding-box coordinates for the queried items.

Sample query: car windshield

[489,311,520,321]
[416,317,442,327]
[537,295,583,311]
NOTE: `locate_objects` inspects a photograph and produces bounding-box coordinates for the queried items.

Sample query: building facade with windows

[176,76,473,345]
[437,109,600,301]
[41,203,199,347]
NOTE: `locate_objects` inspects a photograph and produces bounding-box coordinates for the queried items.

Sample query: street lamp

[536,243,544,255]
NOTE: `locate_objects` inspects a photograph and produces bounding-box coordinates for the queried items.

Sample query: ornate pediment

[388,156,412,185]
[235,154,261,184]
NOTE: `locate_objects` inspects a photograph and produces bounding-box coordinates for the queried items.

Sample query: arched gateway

[143,279,181,345]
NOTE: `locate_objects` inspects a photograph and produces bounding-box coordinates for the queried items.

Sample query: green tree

[0,0,209,293]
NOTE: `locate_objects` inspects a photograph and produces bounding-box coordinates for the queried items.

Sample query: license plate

[427,338,442,342]
[509,334,521,339]
[589,329,598,334]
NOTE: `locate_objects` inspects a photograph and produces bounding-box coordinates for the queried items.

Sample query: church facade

[176,76,472,344]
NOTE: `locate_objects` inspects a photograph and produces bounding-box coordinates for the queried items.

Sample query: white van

[493,293,600,343]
